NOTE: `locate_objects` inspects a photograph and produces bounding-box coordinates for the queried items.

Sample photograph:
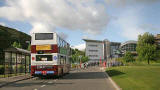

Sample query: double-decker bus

[31,32,71,77]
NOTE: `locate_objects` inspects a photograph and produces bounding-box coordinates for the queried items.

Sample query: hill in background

[0,25,31,50]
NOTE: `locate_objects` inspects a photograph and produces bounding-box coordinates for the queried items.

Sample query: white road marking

[41,85,46,87]
[104,71,121,90]
[43,81,47,83]
[34,89,38,90]
[48,81,53,83]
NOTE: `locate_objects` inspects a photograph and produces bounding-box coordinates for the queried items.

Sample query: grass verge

[106,65,160,90]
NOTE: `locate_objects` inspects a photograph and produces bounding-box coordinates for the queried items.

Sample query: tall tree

[136,32,156,64]
[123,52,134,62]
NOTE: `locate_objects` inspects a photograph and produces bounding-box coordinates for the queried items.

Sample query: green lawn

[106,65,160,90]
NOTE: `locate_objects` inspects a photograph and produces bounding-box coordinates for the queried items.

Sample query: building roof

[110,42,121,45]
[4,47,30,55]
[83,39,103,43]
[121,40,137,46]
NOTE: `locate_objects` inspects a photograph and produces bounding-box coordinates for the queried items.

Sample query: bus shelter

[3,47,30,77]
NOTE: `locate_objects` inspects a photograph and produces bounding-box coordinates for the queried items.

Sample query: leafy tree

[81,56,89,63]
[71,54,79,63]
[71,49,88,63]
[18,43,22,48]
[12,41,22,48]
[123,52,134,62]
[136,32,156,64]
[12,42,18,48]
[27,44,31,51]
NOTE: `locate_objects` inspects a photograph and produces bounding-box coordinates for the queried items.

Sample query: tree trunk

[148,59,150,64]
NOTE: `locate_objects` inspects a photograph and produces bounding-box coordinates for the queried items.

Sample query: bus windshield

[35,33,53,40]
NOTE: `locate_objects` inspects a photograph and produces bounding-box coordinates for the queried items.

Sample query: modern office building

[83,39,104,62]
[83,39,121,62]
[103,39,110,60]
[109,42,121,58]
[120,40,137,54]
[103,39,121,59]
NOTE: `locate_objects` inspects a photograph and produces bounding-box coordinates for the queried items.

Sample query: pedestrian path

[0,74,33,87]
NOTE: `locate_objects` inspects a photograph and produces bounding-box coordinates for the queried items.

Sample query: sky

[0,0,160,50]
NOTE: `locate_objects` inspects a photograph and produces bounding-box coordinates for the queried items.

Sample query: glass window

[88,45,98,47]
[36,55,52,61]
[89,50,98,52]
[60,56,64,64]
[35,33,53,40]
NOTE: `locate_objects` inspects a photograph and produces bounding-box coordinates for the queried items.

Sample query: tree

[123,52,134,62]
[27,44,31,51]
[136,32,156,64]
[81,56,89,63]
[12,41,22,48]
[18,42,22,48]
[71,48,87,63]
[12,42,19,48]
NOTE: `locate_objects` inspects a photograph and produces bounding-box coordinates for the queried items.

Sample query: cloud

[0,0,109,35]
[0,22,5,26]
[140,24,160,31]
[82,34,95,40]
[72,43,85,51]
[105,0,159,8]
[115,8,145,40]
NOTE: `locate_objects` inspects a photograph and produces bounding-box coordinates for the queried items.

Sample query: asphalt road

[0,67,115,90]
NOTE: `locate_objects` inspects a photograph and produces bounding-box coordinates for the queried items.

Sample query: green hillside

[0,25,31,50]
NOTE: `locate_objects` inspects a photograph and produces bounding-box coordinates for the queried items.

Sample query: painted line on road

[101,68,121,90]
[34,88,38,90]
[41,85,46,87]
[48,81,53,83]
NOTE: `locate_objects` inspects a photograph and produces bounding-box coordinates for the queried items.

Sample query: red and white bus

[31,32,71,76]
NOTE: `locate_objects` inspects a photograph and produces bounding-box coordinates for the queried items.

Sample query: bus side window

[60,56,63,65]
[59,55,61,64]
[64,56,66,64]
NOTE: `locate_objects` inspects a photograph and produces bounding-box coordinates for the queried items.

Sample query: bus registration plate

[41,58,47,61]
[36,45,51,50]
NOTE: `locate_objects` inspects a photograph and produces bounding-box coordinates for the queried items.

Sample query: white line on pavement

[48,81,53,83]
[34,89,38,90]
[104,72,121,90]
[41,85,46,87]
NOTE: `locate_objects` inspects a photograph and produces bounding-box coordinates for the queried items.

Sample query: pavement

[0,66,116,90]
[0,74,33,87]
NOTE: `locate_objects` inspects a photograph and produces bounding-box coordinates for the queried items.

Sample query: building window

[89,55,98,57]
[88,50,98,52]
[88,45,98,47]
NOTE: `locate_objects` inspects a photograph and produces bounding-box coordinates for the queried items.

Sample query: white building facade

[83,39,104,62]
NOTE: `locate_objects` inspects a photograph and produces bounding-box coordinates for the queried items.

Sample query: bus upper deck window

[35,33,53,40]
